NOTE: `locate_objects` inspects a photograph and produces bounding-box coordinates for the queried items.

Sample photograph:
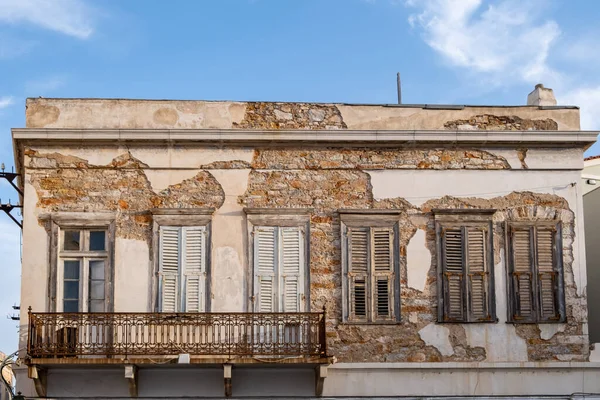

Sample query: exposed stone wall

[239,149,587,363]
[26,149,225,241]
[251,148,510,170]
[444,114,558,131]
[25,145,587,362]
[233,102,347,130]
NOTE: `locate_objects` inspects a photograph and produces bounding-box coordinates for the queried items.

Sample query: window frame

[244,208,311,313]
[45,212,116,313]
[433,209,497,324]
[340,210,401,324]
[506,220,565,324]
[152,208,213,313]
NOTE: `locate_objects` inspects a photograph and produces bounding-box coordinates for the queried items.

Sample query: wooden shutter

[348,227,369,321]
[509,226,535,322]
[536,226,560,321]
[372,228,394,320]
[441,227,465,321]
[466,227,489,321]
[280,227,304,312]
[159,226,180,312]
[183,226,206,312]
[254,226,277,312]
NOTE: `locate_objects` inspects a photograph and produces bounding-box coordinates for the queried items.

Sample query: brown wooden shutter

[441,227,465,321]
[348,227,369,321]
[372,227,394,320]
[536,226,560,321]
[466,227,489,321]
[509,226,535,322]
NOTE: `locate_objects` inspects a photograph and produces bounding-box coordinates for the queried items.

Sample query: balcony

[27,309,328,365]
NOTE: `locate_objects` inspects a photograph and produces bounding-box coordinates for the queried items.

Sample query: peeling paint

[418,323,454,356]
[406,229,430,292]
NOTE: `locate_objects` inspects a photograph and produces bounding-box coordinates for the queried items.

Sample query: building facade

[13,88,600,398]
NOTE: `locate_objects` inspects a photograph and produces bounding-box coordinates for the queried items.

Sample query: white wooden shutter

[280,227,304,312]
[159,226,180,312]
[348,227,369,321]
[372,227,394,320]
[254,226,277,312]
[183,226,206,312]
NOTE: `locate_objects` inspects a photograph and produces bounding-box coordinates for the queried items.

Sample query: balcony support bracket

[125,364,138,398]
[28,365,47,398]
[224,364,232,397]
[315,364,328,397]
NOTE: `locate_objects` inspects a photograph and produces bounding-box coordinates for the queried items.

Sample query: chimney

[527,83,557,106]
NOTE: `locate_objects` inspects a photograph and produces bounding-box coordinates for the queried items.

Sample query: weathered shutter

[254,226,277,312]
[348,227,369,320]
[183,226,206,312]
[441,227,465,321]
[536,226,559,321]
[510,227,535,322]
[159,226,180,312]
[281,227,304,312]
[372,227,394,320]
[466,227,489,321]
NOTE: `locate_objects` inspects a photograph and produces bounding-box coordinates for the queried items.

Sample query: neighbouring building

[0,352,14,400]
[582,156,600,356]
[12,85,600,398]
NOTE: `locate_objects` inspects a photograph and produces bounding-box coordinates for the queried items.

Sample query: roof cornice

[11,128,599,146]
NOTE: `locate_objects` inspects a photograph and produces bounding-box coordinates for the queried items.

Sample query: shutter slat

[467,228,488,320]
[442,228,465,321]
[537,227,558,320]
[255,227,277,312]
[160,227,180,312]
[349,228,369,274]
[511,227,535,320]
[372,228,394,319]
[351,277,367,319]
[281,227,303,312]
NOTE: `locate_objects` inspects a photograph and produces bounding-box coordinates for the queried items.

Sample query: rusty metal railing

[28,308,327,359]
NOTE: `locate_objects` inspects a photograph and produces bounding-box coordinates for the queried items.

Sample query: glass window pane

[64,281,79,300]
[89,231,106,251]
[63,230,81,251]
[90,281,104,300]
[63,300,79,312]
[64,261,80,279]
[90,260,105,279]
[90,300,105,312]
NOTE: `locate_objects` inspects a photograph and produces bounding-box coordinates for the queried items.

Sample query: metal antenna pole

[396,72,402,104]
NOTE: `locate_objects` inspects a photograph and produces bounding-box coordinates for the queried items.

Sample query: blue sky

[0,0,599,352]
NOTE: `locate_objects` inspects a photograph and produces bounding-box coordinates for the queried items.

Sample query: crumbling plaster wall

[20,142,588,363]
[25,98,580,131]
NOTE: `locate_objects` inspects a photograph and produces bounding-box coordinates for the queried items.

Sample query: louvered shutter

[441,227,465,321]
[466,227,489,321]
[536,226,560,321]
[509,227,535,322]
[254,226,277,312]
[372,228,394,320]
[159,226,180,312]
[348,227,369,321]
[281,227,304,312]
[183,226,206,312]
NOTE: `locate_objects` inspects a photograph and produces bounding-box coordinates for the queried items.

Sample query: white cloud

[0,97,14,109]
[406,0,561,86]
[561,86,600,131]
[0,0,95,39]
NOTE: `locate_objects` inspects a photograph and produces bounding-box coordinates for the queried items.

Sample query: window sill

[436,319,498,324]
[340,321,403,326]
